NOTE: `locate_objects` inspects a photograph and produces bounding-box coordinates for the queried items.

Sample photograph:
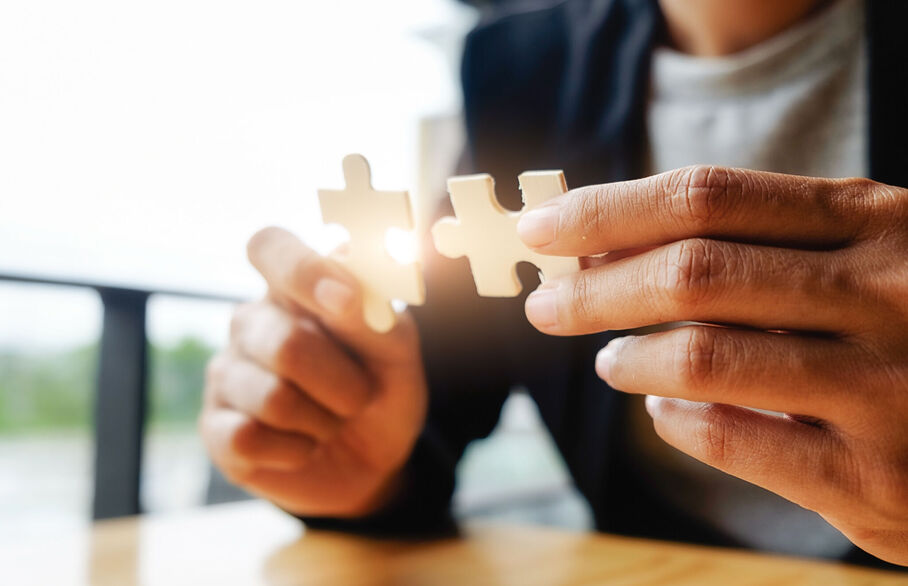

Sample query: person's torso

[630,0,865,559]
[458,0,907,566]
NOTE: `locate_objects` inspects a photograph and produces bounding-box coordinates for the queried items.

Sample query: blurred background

[0,0,590,539]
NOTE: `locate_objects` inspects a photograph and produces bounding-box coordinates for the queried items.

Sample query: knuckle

[876,185,908,241]
[275,320,313,369]
[830,177,906,241]
[843,176,881,197]
[815,260,857,304]
[289,254,323,294]
[662,238,720,309]
[668,165,735,229]
[892,184,908,219]
[323,381,369,419]
[676,328,720,392]
[842,176,890,211]
[692,405,735,466]
[260,382,298,426]
[571,187,610,238]
[229,418,263,460]
[568,274,602,328]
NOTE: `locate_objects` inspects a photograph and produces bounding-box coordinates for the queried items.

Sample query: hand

[199,227,428,517]
[518,166,908,565]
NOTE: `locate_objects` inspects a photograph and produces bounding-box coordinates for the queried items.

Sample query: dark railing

[1,272,574,523]
[0,272,242,520]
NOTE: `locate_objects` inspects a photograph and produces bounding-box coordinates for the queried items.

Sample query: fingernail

[314,278,354,317]
[517,207,558,247]
[595,338,623,381]
[525,288,559,328]
[645,395,662,417]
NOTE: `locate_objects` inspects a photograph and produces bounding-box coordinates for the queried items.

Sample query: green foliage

[148,337,213,427]
[0,345,97,432]
[0,337,215,434]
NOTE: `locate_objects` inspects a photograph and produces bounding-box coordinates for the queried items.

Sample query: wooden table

[2,501,904,585]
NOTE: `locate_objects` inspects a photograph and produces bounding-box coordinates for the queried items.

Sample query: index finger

[247,226,365,325]
[245,227,422,364]
[517,165,873,257]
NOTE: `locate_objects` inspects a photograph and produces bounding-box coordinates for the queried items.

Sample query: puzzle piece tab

[431,171,580,296]
[318,154,425,332]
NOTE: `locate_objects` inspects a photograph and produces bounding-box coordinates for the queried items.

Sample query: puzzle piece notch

[431,171,579,297]
[318,154,425,333]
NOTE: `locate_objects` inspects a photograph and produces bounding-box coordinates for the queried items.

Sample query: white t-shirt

[635,0,865,558]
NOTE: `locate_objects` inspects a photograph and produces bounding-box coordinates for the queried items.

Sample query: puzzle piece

[431,171,580,296]
[318,154,425,333]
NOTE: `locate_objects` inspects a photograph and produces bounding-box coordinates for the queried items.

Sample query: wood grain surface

[2,501,903,585]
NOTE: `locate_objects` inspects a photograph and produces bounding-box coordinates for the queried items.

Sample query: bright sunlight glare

[385,227,420,265]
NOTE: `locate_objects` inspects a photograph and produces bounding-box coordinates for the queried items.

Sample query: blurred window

[141,295,234,513]
[0,0,475,298]
[455,392,594,530]
[0,283,101,537]
[0,0,589,530]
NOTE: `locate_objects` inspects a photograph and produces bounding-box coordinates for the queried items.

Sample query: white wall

[0,0,475,346]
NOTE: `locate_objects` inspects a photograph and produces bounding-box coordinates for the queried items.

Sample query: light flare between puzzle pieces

[318,154,579,332]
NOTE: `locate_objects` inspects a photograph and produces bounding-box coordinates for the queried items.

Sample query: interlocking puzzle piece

[431,171,580,296]
[318,154,425,333]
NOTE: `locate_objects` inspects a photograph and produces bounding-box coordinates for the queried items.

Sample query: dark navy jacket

[309,0,908,568]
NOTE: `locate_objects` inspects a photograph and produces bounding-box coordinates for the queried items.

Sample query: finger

[526,238,852,335]
[199,407,316,474]
[518,165,872,256]
[247,226,420,360]
[206,353,343,442]
[579,245,660,269]
[232,466,393,517]
[247,226,365,327]
[230,301,373,417]
[596,327,864,419]
[645,397,849,516]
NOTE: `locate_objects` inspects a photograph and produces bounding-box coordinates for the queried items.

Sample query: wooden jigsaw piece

[318,154,425,333]
[431,170,580,297]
